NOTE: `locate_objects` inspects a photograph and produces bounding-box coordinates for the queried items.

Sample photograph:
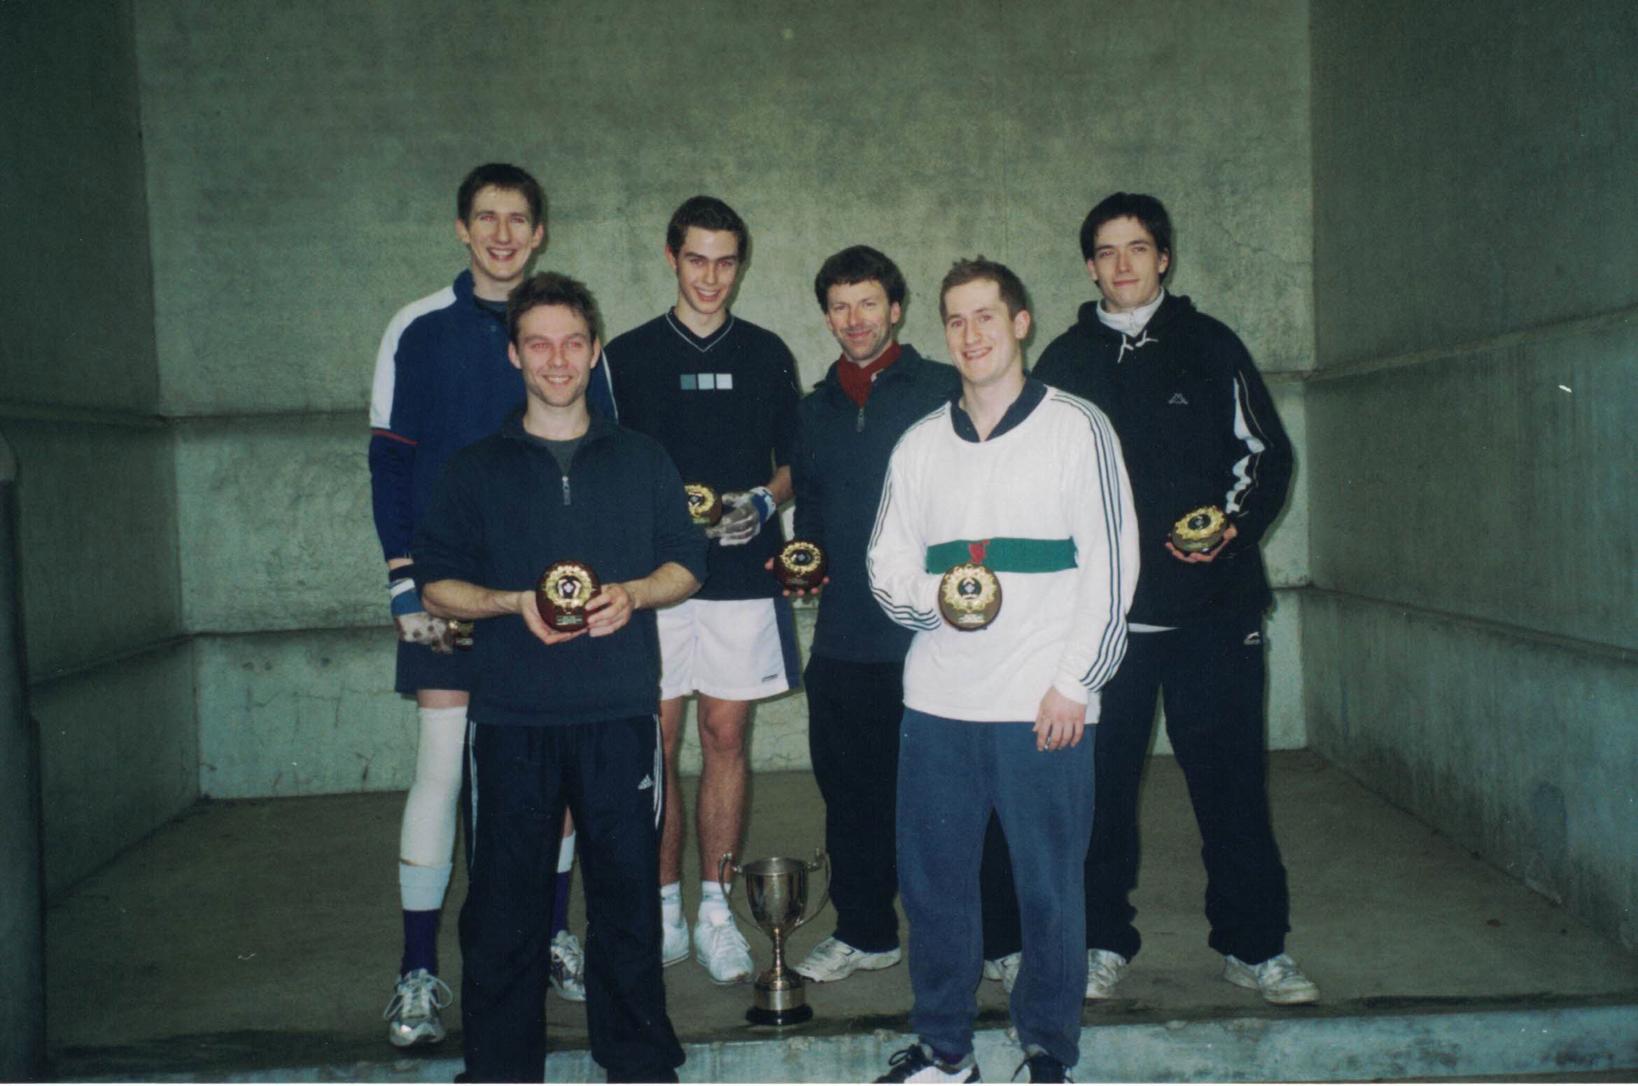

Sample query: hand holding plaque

[1169,505,1227,554]
[772,540,827,593]
[535,560,601,632]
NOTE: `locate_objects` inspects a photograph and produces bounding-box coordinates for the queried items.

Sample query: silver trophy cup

[719,849,830,1027]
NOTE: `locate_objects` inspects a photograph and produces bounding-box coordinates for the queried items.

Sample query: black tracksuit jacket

[1032,293,1292,627]
[412,410,708,725]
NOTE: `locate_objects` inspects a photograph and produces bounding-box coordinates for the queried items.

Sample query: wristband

[748,486,776,524]
[389,576,423,617]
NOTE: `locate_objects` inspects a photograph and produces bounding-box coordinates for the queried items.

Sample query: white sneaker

[793,936,902,982]
[981,951,1020,993]
[548,930,587,1002]
[661,910,690,966]
[383,968,452,1048]
[1084,949,1128,1000]
[1223,952,1319,1005]
[693,914,754,985]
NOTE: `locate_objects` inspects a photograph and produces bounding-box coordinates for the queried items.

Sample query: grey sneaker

[1223,952,1319,1004]
[693,914,754,985]
[383,968,452,1048]
[982,951,1021,993]
[876,1044,981,1083]
[794,936,902,982]
[548,930,586,1002]
[1084,949,1128,1000]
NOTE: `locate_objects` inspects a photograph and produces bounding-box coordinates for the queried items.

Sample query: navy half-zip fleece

[1032,293,1292,626]
[413,410,707,726]
[791,345,961,662]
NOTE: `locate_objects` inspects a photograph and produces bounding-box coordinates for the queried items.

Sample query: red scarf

[836,342,902,407]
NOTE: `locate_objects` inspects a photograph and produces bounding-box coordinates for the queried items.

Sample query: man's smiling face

[457,185,545,300]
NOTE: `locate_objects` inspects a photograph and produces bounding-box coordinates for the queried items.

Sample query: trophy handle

[718,851,757,933]
[791,848,831,933]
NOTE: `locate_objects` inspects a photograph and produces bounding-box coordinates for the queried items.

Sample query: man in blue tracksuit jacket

[785,246,960,984]
[415,272,704,1082]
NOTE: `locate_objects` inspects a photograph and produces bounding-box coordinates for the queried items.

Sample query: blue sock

[550,871,571,937]
[550,831,576,937]
[401,909,440,977]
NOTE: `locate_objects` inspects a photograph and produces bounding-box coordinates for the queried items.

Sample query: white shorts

[656,597,800,702]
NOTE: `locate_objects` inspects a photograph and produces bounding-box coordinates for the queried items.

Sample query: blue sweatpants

[897,708,1095,1068]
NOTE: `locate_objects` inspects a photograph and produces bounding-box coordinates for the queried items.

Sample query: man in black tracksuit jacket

[1020,193,1318,1005]
[784,247,961,984]
[415,272,705,1081]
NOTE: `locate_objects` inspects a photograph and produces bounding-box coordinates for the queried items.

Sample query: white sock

[399,861,453,912]
[557,831,576,873]
[698,879,731,924]
[660,881,683,922]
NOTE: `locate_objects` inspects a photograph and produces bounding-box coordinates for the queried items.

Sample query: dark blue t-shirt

[605,311,800,600]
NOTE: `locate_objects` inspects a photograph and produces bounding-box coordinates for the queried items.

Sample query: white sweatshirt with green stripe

[868,387,1139,723]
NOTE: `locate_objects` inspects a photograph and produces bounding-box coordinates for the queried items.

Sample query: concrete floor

[46,752,1638,1081]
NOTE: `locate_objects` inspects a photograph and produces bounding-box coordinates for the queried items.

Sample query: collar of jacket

[1076,291,1194,343]
[819,342,926,398]
[498,406,617,448]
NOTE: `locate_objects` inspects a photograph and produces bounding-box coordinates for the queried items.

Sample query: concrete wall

[131,0,1314,796]
[1306,0,1638,946]
[0,2,196,898]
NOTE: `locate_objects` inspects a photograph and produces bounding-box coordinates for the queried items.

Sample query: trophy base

[746,1003,813,1028]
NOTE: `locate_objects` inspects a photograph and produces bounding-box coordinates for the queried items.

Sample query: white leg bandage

[398,705,467,872]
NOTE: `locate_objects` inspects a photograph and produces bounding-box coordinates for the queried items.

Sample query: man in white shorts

[602,195,802,983]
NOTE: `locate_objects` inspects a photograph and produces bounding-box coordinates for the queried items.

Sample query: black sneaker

[1015,1053,1069,1083]
[876,1043,982,1083]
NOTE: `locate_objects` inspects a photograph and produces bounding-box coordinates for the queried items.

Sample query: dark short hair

[1079,192,1173,277]
[507,272,602,345]
[938,256,1029,321]
[457,163,545,226]
[813,246,907,310]
[665,195,749,260]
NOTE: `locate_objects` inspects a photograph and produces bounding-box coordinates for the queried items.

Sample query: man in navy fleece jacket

[414,272,705,1083]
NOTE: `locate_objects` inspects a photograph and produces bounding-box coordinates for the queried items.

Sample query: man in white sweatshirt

[867,258,1139,1084]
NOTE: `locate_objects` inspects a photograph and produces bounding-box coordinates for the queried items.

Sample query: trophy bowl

[938,562,1002,630]
[773,539,827,592]
[720,849,830,1027]
[685,484,723,527]
[535,560,600,632]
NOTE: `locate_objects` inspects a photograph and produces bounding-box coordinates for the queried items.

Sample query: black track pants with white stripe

[460,717,682,1082]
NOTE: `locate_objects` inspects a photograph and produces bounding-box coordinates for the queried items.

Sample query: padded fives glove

[710,486,776,546]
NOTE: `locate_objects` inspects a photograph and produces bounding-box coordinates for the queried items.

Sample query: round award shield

[535,560,601,632]
[685,484,723,527]
[939,562,1002,630]
[1170,505,1227,554]
[773,540,827,592]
